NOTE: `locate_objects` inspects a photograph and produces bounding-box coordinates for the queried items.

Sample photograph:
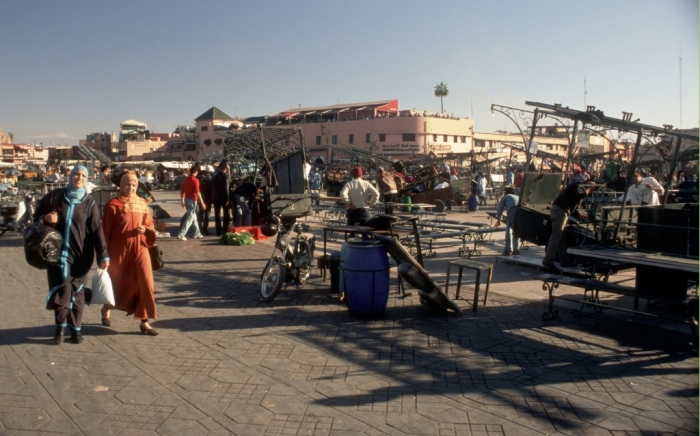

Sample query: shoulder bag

[148,244,164,271]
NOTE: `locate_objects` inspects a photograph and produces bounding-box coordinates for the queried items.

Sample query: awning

[269,112,298,119]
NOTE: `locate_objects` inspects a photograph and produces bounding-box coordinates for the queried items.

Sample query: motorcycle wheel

[260,256,285,302]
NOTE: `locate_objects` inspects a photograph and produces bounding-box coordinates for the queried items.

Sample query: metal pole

[298,129,309,192]
[612,129,643,242]
[524,109,540,171]
[663,135,683,205]
[565,121,579,175]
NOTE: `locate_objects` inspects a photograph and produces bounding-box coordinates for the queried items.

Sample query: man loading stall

[542,181,596,270]
[340,167,379,227]
[376,168,398,214]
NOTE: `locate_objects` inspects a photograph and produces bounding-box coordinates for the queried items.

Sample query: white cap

[205,165,215,172]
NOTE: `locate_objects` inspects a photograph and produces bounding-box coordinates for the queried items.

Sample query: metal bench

[535,274,698,332]
[445,259,493,312]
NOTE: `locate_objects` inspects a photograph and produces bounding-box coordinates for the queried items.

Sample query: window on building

[366,133,371,143]
[461,136,466,143]
[200,126,208,132]
[453,136,458,143]
[433,135,438,142]
[546,144,553,150]
[332,135,337,145]
[475,140,484,147]
[402,133,416,141]
[316,136,321,145]
[443,135,448,142]
[379,134,386,142]
[349,134,354,144]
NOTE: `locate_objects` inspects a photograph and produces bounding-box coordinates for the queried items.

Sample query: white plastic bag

[91,268,115,306]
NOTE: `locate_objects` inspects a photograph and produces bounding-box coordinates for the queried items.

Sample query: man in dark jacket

[212,163,231,236]
[542,181,595,270]
[233,180,261,227]
[197,165,214,235]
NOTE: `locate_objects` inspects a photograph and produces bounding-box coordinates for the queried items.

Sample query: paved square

[0,193,696,435]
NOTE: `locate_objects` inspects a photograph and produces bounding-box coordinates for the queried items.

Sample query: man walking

[177,165,206,241]
[212,162,231,236]
[196,165,214,235]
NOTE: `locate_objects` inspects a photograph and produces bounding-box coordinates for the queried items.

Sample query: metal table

[567,247,698,274]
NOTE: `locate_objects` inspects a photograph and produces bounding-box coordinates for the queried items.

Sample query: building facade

[262,100,475,163]
[80,132,116,159]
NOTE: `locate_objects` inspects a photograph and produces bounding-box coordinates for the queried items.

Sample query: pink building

[262,100,474,163]
[144,107,243,162]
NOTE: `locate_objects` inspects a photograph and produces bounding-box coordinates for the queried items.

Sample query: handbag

[23,222,63,270]
[148,244,164,271]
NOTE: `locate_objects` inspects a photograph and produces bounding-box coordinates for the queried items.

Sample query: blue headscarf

[65,165,88,204]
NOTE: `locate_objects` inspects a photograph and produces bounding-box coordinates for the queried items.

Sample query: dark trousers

[213,201,230,236]
[346,208,371,226]
[383,193,396,215]
[47,266,86,331]
[197,200,212,234]
[55,292,85,330]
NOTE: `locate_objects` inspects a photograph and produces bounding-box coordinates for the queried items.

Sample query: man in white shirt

[340,167,379,226]
[434,178,449,189]
[626,170,664,206]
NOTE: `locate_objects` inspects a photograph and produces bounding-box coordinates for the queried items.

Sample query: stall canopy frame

[521,101,698,241]
[217,126,307,185]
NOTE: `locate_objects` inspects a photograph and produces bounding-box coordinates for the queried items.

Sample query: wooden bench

[535,273,697,328]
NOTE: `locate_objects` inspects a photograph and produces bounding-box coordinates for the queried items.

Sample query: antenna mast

[679,46,682,128]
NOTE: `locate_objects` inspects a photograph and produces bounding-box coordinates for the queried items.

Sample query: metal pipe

[612,130,643,242]
[663,135,683,206]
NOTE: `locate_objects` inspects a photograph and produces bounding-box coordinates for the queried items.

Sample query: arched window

[214,138,222,146]
[204,139,212,147]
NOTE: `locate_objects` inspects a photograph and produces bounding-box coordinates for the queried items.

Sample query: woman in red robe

[101,172,159,335]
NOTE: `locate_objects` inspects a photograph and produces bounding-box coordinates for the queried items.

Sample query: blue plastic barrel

[468,194,479,212]
[342,240,390,317]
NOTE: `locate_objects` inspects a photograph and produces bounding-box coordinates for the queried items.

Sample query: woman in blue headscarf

[34,165,110,344]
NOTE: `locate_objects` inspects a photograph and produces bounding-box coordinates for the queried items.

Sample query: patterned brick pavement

[0,194,696,435]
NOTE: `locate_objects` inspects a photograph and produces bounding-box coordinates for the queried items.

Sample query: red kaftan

[102,195,157,320]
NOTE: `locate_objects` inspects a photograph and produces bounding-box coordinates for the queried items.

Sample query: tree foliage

[434,82,449,113]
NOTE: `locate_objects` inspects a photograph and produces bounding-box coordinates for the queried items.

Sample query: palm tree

[434,82,449,113]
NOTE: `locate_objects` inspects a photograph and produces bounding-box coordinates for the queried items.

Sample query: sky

[1,0,698,145]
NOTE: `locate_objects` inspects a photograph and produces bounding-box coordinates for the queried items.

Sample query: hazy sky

[2,0,698,145]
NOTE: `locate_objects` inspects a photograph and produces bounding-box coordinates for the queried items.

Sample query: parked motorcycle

[0,192,35,238]
[259,198,316,302]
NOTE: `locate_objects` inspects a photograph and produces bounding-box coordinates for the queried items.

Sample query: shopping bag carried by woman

[90,268,115,306]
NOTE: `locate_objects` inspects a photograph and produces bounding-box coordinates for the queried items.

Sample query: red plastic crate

[226,226,268,241]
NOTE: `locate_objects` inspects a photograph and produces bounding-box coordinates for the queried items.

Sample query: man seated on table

[542,181,595,271]
[340,167,379,227]
[626,169,664,206]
